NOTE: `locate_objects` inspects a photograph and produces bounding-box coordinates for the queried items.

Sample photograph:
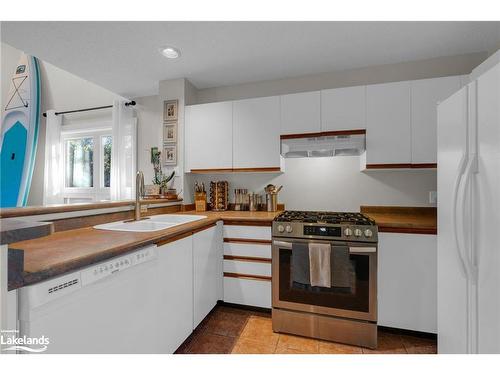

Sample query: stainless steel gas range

[271,211,378,349]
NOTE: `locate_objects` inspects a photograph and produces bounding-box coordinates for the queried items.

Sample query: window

[102,135,112,188]
[62,125,112,202]
[65,137,94,188]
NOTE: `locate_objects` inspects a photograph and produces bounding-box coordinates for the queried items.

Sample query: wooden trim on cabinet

[223,255,272,263]
[222,220,272,227]
[378,226,437,235]
[280,129,366,140]
[223,272,272,282]
[410,163,438,169]
[224,238,272,245]
[191,223,217,235]
[190,168,234,173]
[366,163,437,170]
[232,167,281,173]
[190,167,281,173]
[366,163,412,169]
[156,231,193,247]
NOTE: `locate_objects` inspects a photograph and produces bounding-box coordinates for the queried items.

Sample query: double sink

[94,214,207,232]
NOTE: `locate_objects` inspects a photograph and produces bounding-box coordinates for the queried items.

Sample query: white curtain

[43,110,64,205]
[110,100,137,200]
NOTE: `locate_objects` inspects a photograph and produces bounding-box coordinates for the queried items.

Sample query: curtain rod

[42,101,136,118]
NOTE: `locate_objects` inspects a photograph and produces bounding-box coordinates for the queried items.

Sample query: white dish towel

[308,243,332,288]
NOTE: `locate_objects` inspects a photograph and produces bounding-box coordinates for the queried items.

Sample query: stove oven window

[278,247,371,312]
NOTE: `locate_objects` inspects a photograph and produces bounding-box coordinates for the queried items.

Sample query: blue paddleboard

[0,54,41,207]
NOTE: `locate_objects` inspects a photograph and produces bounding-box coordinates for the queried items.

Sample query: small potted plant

[160,171,176,196]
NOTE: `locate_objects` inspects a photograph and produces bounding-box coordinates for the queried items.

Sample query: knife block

[195,192,207,212]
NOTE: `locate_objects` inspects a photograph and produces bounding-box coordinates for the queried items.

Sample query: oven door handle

[272,240,293,249]
[273,241,376,254]
[348,247,377,254]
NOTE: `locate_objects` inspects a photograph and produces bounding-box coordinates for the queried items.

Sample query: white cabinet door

[366,81,411,164]
[193,225,220,327]
[280,91,320,135]
[157,236,193,353]
[411,76,461,164]
[233,96,281,169]
[185,101,233,171]
[215,221,224,301]
[321,86,366,131]
[378,233,437,333]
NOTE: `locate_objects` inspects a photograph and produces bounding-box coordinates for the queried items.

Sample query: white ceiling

[2,21,499,97]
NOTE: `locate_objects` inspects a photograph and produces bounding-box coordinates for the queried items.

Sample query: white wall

[135,78,187,197]
[1,42,124,205]
[185,157,437,210]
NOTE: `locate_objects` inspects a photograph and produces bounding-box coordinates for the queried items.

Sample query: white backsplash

[185,156,437,211]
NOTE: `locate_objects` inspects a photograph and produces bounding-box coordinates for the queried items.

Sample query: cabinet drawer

[223,225,271,240]
[223,277,271,308]
[223,259,271,277]
[223,242,271,258]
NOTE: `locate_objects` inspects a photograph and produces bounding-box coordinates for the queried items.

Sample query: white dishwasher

[18,245,160,354]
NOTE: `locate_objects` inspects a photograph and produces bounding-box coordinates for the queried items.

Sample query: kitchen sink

[93,214,207,232]
[147,214,207,224]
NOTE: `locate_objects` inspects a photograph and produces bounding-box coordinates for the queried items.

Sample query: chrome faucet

[135,171,145,221]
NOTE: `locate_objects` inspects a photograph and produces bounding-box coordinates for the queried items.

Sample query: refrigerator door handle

[452,155,470,279]
[454,155,478,282]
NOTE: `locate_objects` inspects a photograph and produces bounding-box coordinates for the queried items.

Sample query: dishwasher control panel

[81,245,157,286]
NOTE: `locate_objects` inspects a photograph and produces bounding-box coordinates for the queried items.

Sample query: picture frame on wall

[163,145,177,166]
[163,121,177,143]
[164,99,178,121]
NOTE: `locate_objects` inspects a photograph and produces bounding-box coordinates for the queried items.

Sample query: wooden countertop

[8,210,280,288]
[360,206,437,235]
[0,198,183,218]
[0,218,54,245]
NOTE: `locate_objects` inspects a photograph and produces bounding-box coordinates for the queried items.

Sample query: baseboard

[378,325,437,340]
[217,300,272,314]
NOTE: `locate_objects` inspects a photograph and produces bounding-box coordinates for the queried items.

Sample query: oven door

[272,238,377,322]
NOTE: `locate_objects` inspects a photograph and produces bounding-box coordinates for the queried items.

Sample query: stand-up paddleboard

[1,54,41,208]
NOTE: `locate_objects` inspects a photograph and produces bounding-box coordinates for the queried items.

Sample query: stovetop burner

[275,210,375,225]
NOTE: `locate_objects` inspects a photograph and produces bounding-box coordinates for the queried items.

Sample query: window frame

[61,121,112,202]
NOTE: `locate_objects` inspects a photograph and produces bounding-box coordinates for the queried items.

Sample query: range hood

[281,133,366,158]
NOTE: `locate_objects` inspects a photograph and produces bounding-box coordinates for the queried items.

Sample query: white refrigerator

[437,58,500,353]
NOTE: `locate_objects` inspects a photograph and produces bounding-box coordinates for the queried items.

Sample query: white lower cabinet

[378,233,437,333]
[222,225,272,309]
[157,235,193,353]
[193,225,220,328]
[224,277,272,309]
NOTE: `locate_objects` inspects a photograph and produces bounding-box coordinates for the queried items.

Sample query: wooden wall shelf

[280,129,366,140]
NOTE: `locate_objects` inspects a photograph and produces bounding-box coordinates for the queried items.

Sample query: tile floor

[175,305,437,354]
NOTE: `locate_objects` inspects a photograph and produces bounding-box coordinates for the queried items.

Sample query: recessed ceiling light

[159,46,180,59]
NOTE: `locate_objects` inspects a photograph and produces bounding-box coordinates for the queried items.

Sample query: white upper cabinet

[321,86,366,132]
[233,96,281,169]
[185,101,233,171]
[366,81,411,165]
[280,91,320,135]
[410,76,461,164]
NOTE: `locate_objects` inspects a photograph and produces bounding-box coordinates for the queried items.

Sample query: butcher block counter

[360,206,437,235]
[7,210,280,289]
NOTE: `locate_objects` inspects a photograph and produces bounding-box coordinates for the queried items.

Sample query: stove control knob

[364,229,373,238]
[354,228,362,237]
[285,225,293,233]
[277,225,285,233]
[344,228,353,237]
